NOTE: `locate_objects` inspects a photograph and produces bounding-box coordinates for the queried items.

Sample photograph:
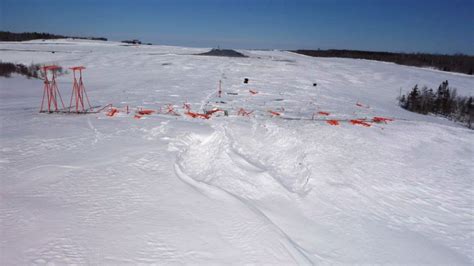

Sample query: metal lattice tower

[69,66,92,113]
[40,65,65,113]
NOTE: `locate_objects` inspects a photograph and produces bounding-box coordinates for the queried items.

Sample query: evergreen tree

[399,80,472,129]
[466,97,473,128]
[399,95,407,108]
[407,85,420,112]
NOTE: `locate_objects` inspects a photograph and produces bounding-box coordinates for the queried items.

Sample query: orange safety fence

[372,117,394,123]
[165,104,179,116]
[181,103,221,119]
[237,108,253,117]
[356,102,370,108]
[350,119,371,127]
[137,109,155,115]
[98,100,396,129]
[268,110,281,116]
[106,107,119,117]
[185,111,210,119]
[183,102,191,112]
[326,120,339,126]
[206,109,223,116]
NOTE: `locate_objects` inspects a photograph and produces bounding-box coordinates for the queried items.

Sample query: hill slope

[1,39,473,264]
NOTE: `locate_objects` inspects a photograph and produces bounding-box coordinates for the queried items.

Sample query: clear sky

[1,0,473,54]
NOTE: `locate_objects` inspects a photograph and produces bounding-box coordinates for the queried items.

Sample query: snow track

[172,117,473,264]
[173,124,317,264]
[172,116,473,264]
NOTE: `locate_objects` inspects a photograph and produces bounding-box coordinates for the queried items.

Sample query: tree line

[294,49,474,75]
[0,62,41,78]
[399,81,473,128]
[0,61,67,79]
[0,31,107,42]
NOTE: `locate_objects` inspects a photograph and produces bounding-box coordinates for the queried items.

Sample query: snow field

[1,39,473,264]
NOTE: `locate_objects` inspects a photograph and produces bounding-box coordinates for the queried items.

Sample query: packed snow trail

[173,119,472,264]
[1,39,473,264]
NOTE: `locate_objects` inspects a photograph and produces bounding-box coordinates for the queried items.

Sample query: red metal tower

[68,66,92,113]
[40,65,65,113]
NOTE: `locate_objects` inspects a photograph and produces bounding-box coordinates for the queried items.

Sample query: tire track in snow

[172,126,321,264]
[174,160,315,265]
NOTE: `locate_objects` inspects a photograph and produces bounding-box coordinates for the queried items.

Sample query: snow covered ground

[1,39,473,264]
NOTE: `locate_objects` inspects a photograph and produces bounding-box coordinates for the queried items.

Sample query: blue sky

[1,0,473,54]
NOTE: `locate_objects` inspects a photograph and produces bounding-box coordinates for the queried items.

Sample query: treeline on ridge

[0,31,107,42]
[294,49,474,75]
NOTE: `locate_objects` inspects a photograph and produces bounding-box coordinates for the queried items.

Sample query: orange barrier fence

[137,109,155,115]
[185,111,210,119]
[206,109,223,116]
[356,102,370,108]
[99,102,395,130]
[165,104,179,116]
[237,108,253,117]
[350,119,371,127]
[268,110,281,116]
[106,107,119,117]
[372,117,394,123]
